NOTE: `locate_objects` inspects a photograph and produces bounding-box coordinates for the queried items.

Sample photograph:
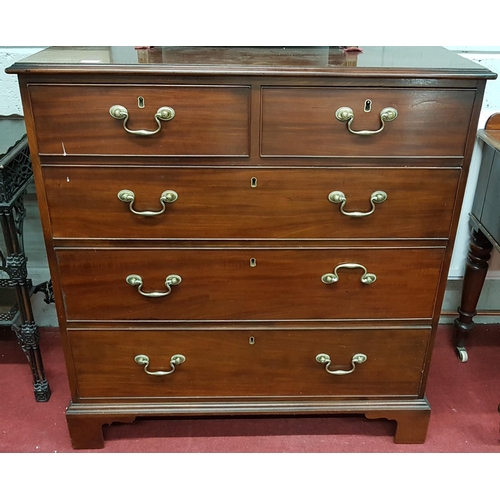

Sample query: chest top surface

[6,46,497,79]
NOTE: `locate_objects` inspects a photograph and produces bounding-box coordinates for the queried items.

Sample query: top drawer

[261,87,476,158]
[27,84,250,157]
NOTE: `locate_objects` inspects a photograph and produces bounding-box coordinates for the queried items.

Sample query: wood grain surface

[43,166,460,240]
[68,328,430,399]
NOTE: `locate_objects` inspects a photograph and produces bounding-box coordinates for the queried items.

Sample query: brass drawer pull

[126,274,182,297]
[117,189,178,217]
[321,263,376,285]
[134,354,186,376]
[328,190,387,217]
[109,104,175,136]
[316,353,367,375]
[335,106,398,136]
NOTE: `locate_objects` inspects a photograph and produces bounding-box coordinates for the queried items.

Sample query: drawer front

[28,84,250,157]
[43,167,460,240]
[69,328,429,399]
[261,87,475,158]
[57,248,444,321]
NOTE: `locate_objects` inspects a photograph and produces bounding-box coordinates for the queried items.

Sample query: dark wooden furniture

[7,46,496,448]
[0,116,51,401]
[454,113,500,362]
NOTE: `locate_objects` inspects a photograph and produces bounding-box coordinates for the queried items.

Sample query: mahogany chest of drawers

[8,46,496,448]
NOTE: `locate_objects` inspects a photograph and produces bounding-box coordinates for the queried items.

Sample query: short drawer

[28,84,250,157]
[68,328,429,399]
[261,87,475,158]
[43,167,460,240]
[56,247,445,321]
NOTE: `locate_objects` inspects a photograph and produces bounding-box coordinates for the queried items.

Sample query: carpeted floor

[1,323,499,453]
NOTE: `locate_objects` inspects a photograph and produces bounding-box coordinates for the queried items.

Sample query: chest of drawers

[8,46,496,448]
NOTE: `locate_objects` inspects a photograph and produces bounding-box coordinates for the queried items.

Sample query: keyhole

[249,336,255,345]
[251,177,258,188]
[364,99,372,112]
[250,258,257,267]
[138,96,145,108]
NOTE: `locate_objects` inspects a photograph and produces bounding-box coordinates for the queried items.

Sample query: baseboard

[440,277,500,324]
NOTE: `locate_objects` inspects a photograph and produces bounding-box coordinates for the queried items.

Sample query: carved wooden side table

[0,115,52,401]
[454,113,500,362]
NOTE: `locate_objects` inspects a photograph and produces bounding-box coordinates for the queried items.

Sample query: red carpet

[1,323,499,453]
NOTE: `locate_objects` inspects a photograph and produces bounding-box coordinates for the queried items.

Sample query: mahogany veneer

[7,46,496,448]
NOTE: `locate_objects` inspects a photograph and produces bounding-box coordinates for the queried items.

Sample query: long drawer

[69,328,429,399]
[43,167,460,240]
[27,84,250,157]
[56,248,445,321]
[261,87,475,158]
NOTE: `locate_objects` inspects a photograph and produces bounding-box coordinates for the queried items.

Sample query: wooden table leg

[454,228,493,362]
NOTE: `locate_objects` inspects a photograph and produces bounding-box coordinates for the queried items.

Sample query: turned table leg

[453,228,493,362]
